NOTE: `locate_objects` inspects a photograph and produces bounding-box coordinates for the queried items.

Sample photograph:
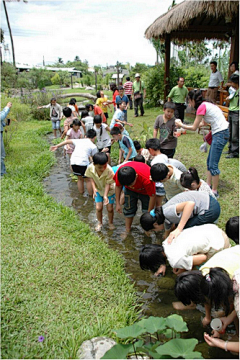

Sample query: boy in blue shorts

[85,152,115,231]
[110,127,137,164]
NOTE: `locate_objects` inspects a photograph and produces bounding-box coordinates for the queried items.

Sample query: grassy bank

[1,120,138,359]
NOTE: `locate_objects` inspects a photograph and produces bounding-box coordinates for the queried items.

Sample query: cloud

[1,0,175,66]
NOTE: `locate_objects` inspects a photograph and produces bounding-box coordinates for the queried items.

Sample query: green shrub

[51,73,61,85]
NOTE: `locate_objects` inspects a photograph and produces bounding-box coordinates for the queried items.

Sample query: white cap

[135,73,140,78]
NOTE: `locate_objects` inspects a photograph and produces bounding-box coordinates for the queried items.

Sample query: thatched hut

[145,0,239,99]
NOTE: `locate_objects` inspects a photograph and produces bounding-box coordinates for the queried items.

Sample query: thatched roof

[145,0,239,41]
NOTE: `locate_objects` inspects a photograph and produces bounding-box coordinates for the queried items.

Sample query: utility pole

[3,0,15,67]
[116,61,120,87]
[95,69,97,90]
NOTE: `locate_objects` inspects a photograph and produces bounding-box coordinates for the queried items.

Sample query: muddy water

[44,136,237,359]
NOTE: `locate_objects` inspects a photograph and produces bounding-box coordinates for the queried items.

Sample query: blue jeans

[1,132,6,176]
[51,120,61,130]
[207,128,229,176]
[185,195,221,228]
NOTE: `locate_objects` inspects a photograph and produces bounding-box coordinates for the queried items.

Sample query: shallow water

[44,135,238,359]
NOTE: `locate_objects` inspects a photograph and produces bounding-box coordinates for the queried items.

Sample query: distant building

[15,64,82,77]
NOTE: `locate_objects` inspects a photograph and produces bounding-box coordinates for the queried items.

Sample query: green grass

[1,121,138,359]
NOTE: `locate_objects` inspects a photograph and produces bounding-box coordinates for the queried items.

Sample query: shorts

[95,192,115,204]
[104,112,109,119]
[123,187,149,218]
[51,119,61,130]
[156,184,165,196]
[98,145,111,153]
[71,165,87,177]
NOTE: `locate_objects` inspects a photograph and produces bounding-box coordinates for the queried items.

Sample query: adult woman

[176,90,229,198]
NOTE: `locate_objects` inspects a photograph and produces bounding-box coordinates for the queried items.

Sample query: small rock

[77,336,116,359]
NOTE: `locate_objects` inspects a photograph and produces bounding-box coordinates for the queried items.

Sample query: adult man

[1,102,12,176]
[132,73,146,117]
[206,61,224,103]
[167,77,188,122]
[123,77,133,109]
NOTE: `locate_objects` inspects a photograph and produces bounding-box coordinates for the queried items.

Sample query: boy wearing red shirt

[114,161,156,233]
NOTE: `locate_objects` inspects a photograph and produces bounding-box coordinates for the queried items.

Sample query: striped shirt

[123,81,133,95]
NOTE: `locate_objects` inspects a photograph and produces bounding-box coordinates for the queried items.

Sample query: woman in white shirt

[176,90,229,198]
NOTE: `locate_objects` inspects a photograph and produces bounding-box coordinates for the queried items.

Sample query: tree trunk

[3,0,15,67]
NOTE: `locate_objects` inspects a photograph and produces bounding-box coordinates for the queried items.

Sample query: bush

[51,73,61,85]
[1,62,17,92]
[143,64,165,107]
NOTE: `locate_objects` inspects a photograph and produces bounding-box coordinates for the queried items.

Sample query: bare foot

[109,224,115,230]
[172,301,196,310]
[95,223,102,232]
[120,230,130,240]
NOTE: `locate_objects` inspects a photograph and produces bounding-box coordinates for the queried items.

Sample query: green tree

[28,68,52,89]
[74,55,80,61]
[131,63,150,77]
[51,73,61,85]
[58,57,64,64]
[1,61,17,91]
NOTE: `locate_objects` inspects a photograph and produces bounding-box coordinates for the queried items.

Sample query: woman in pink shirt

[176,90,229,198]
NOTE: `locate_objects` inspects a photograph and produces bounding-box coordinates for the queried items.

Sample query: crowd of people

[2,67,239,354]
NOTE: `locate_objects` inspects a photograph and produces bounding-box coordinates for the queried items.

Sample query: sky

[0,0,179,67]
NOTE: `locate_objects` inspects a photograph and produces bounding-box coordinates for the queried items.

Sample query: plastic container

[210,318,225,333]
[181,128,187,134]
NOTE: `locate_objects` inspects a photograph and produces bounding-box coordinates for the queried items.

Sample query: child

[134,155,145,163]
[65,119,83,159]
[133,140,153,164]
[113,161,156,233]
[37,97,62,138]
[96,90,112,122]
[174,245,240,326]
[180,167,216,198]
[140,191,220,241]
[109,101,133,129]
[139,224,230,276]
[150,163,186,200]
[85,152,115,231]
[153,102,177,158]
[86,104,106,124]
[226,73,239,159]
[81,110,94,133]
[68,98,79,117]
[116,86,129,121]
[61,107,74,139]
[93,115,112,164]
[114,123,130,137]
[225,216,239,244]
[50,129,98,195]
[110,127,137,164]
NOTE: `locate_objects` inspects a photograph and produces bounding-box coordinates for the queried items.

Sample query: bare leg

[85,178,93,196]
[107,203,114,228]
[59,128,62,137]
[207,170,212,187]
[156,195,164,207]
[172,301,196,310]
[96,202,103,224]
[53,129,57,138]
[125,217,134,232]
[212,174,219,192]
[77,176,84,194]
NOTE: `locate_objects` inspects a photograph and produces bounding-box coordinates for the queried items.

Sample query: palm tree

[2,0,28,67]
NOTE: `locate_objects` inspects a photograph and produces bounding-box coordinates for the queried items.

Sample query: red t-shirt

[113,90,119,107]
[94,105,106,123]
[113,161,156,197]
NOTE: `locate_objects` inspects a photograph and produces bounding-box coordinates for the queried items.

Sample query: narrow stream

[43,135,238,359]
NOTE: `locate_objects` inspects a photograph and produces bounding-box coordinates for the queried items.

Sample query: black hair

[180,167,200,189]
[118,86,124,91]
[93,152,108,165]
[200,268,233,315]
[178,77,185,81]
[69,99,76,105]
[110,127,121,136]
[145,138,161,150]
[85,104,94,111]
[81,110,89,119]
[117,166,136,186]
[96,90,101,98]
[134,155,145,163]
[174,270,205,306]
[210,61,217,67]
[150,163,169,182]
[93,115,102,124]
[163,102,176,111]
[139,244,166,273]
[230,61,239,71]
[110,83,118,92]
[188,89,205,110]
[70,118,81,128]
[63,107,72,118]
[133,140,141,151]
[140,207,165,231]
[117,100,125,106]
[50,97,57,104]
[126,77,130,81]
[225,216,239,244]
[86,129,97,139]
[229,73,239,84]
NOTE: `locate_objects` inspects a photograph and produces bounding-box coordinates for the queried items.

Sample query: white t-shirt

[163,224,226,270]
[162,165,186,200]
[82,116,94,133]
[93,123,111,149]
[151,154,187,172]
[196,102,229,135]
[110,109,125,128]
[70,139,97,166]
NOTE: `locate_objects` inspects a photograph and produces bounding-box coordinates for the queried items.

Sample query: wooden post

[71,73,73,89]
[164,34,170,101]
[229,18,239,78]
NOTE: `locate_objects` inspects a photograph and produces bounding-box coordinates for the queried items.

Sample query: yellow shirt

[200,245,240,279]
[96,97,108,113]
[85,163,115,196]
